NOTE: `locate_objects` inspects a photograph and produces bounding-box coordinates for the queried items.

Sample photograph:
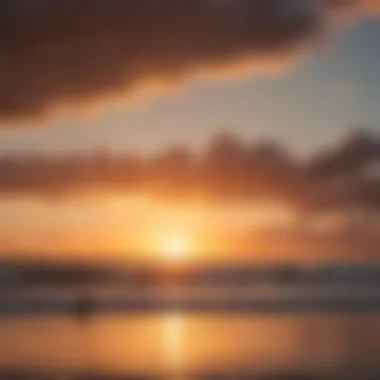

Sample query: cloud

[0,129,379,225]
[351,0,380,14]
[0,0,376,124]
[307,129,380,214]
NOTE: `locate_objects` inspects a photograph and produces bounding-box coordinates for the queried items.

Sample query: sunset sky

[0,1,379,263]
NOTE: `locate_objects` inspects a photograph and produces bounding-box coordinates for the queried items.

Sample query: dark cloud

[309,129,380,178]
[0,0,375,123]
[307,129,380,214]
[0,129,379,225]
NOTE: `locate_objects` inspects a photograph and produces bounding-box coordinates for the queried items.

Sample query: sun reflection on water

[162,313,184,375]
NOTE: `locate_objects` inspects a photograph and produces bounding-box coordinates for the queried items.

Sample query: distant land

[1,260,380,288]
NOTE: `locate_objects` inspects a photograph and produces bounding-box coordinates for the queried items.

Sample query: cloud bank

[0,0,377,123]
[0,129,379,222]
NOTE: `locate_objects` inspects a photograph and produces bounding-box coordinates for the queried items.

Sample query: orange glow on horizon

[1,195,351,264]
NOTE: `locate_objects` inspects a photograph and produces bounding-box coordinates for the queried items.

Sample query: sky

[0,1,379,263]
[1,18,380,156]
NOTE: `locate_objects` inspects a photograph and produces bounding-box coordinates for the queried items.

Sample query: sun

[161,234,189,262]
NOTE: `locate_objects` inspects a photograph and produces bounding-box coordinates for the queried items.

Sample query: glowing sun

[161,234,189,262]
